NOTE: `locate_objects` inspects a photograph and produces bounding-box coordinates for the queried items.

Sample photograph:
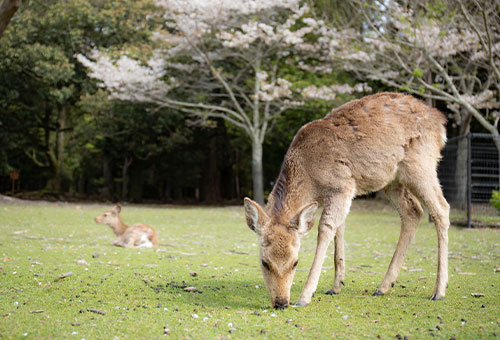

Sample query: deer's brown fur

[95,205,159,248]
[245,92,450,308]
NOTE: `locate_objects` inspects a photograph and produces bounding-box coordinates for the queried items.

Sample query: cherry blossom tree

[77,0,370,204]
[335,0,499,142]
[328,0,499,201]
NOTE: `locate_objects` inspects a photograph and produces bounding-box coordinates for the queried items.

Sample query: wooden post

[10,169,19,194]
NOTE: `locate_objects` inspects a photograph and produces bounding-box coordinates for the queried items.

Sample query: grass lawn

[0,199,499,339]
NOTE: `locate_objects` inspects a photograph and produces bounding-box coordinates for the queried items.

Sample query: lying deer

[95,205,158,248]
[244,92,450,309]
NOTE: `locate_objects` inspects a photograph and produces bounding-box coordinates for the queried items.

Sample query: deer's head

[244,198,317,309]
[95,205,122,227]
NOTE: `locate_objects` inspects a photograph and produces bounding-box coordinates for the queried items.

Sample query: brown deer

[95,205,159,248]
[244,92,450,309]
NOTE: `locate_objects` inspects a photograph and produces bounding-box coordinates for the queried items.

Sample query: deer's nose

[274,297,289,310]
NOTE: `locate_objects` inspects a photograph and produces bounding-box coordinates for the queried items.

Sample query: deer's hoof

[372,289,384,296]
[292,300,309,307]
[325,289,339,295]
[430,293,444,301]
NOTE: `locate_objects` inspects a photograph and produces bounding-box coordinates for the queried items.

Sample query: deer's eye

[293,260,299,269]
[261,260,270,271]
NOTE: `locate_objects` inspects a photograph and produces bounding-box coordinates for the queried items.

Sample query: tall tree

[0,0,160,192]
[77,0,370,204]
[319,0,500,204]
[73,90,190,201]
[331,0,499,145]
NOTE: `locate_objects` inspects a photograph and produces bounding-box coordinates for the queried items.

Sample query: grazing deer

[95,205,158,248]
[244,92,449,309]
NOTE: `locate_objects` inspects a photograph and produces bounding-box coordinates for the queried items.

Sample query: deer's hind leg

[373,181,423,296]
[399,162,450,300]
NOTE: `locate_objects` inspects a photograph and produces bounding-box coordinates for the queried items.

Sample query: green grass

[0,201,499,339]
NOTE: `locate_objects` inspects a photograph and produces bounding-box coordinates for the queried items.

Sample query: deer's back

[287,92,447,195]
[126,224,158,246]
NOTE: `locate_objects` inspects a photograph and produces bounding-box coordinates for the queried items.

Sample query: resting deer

[244,92,450,309]
[95,205,158,248]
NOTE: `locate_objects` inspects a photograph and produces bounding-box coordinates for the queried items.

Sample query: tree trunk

[129,162,144,203]
[121,156,132,200]
[234,149,240,199]
[44,106,66,193]
[0,0,21,38]
[77,173,85,194]
[453,110,472,208]
[251,138,264,205]
[102,153,113,200]
[55,105,66,192]
[201,131,221,203]
[492,134,500,189]
[454,135,469,208]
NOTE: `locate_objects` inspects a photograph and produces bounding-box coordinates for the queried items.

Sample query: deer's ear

[113,205,122,214]
[291,202,318,236]
[244,198,269,235]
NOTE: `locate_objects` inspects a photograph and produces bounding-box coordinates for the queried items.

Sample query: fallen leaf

[30,310,44,314]
[471,293,485,298]
[58,272,73,279]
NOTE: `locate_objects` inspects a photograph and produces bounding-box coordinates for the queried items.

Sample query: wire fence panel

[438,133,500,227]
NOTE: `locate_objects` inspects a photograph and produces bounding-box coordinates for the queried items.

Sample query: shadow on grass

[143,276,269,310]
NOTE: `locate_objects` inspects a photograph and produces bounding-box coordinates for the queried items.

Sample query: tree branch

[0,0,21,38]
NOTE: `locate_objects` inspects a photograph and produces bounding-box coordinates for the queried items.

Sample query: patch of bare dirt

[0,194,35,205]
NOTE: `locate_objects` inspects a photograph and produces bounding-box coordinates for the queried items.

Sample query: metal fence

[438,133,500,227]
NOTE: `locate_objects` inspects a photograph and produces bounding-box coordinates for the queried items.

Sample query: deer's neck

[266,160,314,223]
[109,216,128,236]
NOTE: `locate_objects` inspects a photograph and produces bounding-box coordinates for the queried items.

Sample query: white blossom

[301,83,371,101]
[76,52,176,102]
[461,90,498,110]
[256,74,292,102]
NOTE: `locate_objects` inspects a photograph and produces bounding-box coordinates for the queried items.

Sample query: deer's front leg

[113,237,125,247]
[294,193,352,307]
[294,220,336,306]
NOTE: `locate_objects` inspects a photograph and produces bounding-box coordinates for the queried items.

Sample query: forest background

[0,0,498,205]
